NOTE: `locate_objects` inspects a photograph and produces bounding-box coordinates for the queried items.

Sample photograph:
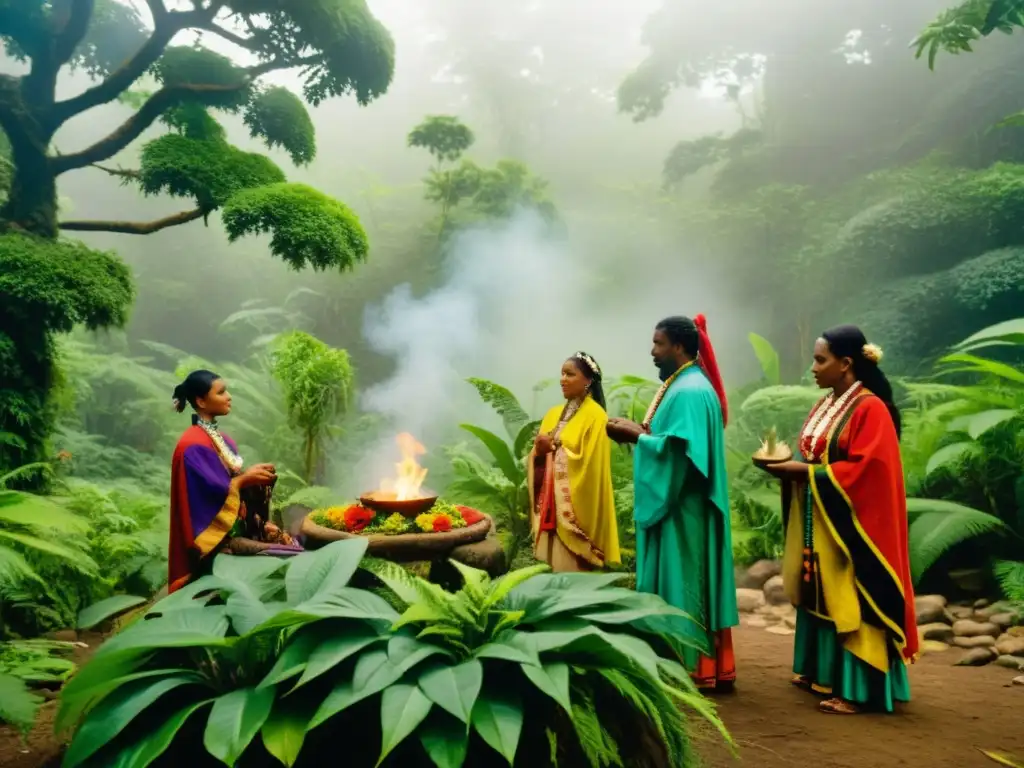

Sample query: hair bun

[694,314,707,331]
[862,343,883,364]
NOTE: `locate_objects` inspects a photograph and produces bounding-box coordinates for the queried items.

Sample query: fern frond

[907,499,1013,583]
[993,559,1024,603]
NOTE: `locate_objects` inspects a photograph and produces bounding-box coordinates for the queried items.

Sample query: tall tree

[0,0,394,475]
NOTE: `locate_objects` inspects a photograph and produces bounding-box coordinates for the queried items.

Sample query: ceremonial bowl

[751,445,793,470]
[358,491,438,518]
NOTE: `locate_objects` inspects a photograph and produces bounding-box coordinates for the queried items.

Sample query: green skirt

[793,608,911,712]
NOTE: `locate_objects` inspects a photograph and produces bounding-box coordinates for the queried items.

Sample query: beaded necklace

[799,381,862,460]
[641,360,695,430]
[546,396,584,448]
[196,417,244,474]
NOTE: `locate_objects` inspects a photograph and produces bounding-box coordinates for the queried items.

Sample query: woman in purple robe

[168,370,299,593]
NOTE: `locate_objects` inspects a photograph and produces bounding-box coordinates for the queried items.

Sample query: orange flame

[377,433,429,501]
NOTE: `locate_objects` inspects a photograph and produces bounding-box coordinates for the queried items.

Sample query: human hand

[755,459,808,482]
[239,464,276,487]
[535,433,554,455]
[607,418,645,444]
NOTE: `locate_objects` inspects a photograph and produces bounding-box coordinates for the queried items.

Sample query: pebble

[744,616,768,628]
[955,647,997,666]
[1012,676,1024,686]
[919,622,955,644]
[766,625,794,636]
[736,588,766,613]
[954,635,996,649]
[953,619,1001,638]
[949,605,975,620]
[762,575,788,606]
[920,640,952,654]
[915,594,948,625]
[739,559,782,590]
[994,636,1024,658]
[993,655,1024,671]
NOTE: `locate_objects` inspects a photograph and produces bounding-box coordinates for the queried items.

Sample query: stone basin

[289,504,507,578]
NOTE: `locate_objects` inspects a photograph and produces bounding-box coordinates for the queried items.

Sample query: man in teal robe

[607,315,739,691]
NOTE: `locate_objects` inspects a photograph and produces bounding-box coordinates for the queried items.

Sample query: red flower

[456,506,484,525]
[432,515,452,532]
[344,505,375,533]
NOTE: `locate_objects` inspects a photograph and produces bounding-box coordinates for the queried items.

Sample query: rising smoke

[351,207,758,490]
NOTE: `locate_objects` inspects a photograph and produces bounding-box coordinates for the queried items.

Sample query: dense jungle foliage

[2,0,1024,761]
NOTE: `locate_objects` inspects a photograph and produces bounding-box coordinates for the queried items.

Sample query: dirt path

[696,626,1024,768]
[2,627,1021,767]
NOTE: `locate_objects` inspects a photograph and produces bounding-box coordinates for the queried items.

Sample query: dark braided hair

[569,351,606,410]
[821,325,901,439]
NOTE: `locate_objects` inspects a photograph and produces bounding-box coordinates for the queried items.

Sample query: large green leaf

[966,409,1018,439]
[419,711,469,768]
[100,606,230,654]
[64,674,205,768]
[748,332,781,385]
[388,634,449,673]
[309,648,403,729]
[512,420,541,459]
[77,595,149,630]
[925,441,979,477]
[459,424,524,486]
[484,563,550,608]
[213,553,288,595]
[285,538,369,605]
[906,498,1012,583]
[203,687,275,766]
[378,683,434,764]
[260,696,312,768]
[105,699,212,768]
[937,353,1024,385]
[0,529,97,572]
[0,673,41,735]
[416,659,483,723]
[0,491,90,533]
[57,656,168,734]
[519,661,571,714]
[474,632,540,667]
[471,687,523,765]
[465,378,530,439]
[952,318,1024,353]
[258,628,325,689]
[293,625,384,690]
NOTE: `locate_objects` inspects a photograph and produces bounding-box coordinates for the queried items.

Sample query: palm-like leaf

[906,498,1015,583]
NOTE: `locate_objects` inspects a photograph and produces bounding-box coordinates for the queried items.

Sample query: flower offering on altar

[308,499,486,536]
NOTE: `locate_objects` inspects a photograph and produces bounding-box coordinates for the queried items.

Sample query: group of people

[527,315,918,716]
[166,313,918,717]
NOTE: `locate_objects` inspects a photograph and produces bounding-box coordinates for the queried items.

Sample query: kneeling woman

[755,326,917,714]
[168,370,300,593]
[528,352,620,572]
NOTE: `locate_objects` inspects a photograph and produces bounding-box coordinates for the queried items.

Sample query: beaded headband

[574,352,601,378]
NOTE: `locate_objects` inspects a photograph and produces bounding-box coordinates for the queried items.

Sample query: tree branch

[59,208,205,234]
[51,83,248,174]
[52,0,98,67]
[50,7,204,126]
[91,163,141,180]
[201,21,255,50]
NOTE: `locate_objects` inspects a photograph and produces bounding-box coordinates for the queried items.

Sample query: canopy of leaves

[223,0,396,106]
[427,159,557,224]
[138,134,285,211]
[244,87,317,166]
[221,183,369,272]
[914,0,1024,68]
[0,233,133,333]
[407,115,475,163]
[663,129,762,189]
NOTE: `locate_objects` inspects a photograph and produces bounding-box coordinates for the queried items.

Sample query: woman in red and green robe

[756,325,918,714]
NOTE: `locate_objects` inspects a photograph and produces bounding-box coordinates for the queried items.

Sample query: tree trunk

[1,142,58,238]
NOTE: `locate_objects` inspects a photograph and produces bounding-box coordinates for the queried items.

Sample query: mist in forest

[9,0,994,487]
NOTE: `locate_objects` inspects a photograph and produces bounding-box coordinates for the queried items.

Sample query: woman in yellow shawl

[528,351,620,571]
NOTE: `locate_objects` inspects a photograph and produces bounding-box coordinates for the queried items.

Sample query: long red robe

[811,394,919,662]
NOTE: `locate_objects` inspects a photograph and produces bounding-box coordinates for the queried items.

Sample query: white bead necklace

[642,360,695,430]
[800,381,862,460]
[197,418,244,474]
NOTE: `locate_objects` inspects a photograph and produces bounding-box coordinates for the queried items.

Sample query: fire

[377,432,429,501]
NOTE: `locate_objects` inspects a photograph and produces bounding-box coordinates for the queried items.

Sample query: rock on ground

[919,622,954,644]
[739,559,782,590]
[952,619,1001,638]
[763,575,787,605]
[735,588,766,613]
[955,647,997,667]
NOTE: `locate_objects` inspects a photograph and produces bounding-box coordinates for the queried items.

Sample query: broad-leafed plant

[59,540,730,767]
